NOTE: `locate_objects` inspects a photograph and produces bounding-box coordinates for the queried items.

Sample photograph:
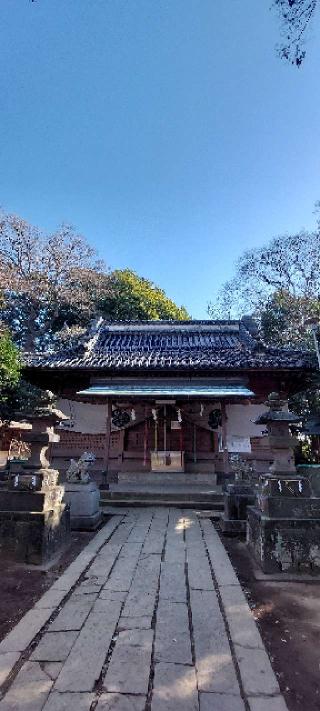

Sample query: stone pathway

[0,508,288,711]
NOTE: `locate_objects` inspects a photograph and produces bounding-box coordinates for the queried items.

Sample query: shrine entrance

[121,402,219,474]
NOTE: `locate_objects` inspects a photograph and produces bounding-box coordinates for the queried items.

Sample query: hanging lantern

[131,408,136,421]
[200,403,204,417]
[177,408,182,423]
[151,408,158,422]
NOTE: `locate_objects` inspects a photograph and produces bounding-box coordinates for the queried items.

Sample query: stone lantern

[247,393,320,574]
[0,397,70,565]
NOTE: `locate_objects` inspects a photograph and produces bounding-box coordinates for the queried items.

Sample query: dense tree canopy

[99,269,189,322]
[0,210,189,353]
[209,223,320,349]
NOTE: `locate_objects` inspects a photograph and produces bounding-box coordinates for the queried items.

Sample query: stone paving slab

[97,694,146,710]
[159,561,186,602]
[248,697,289,711]
[0,661,53,711]
[218,584,264,650]
[122,591,156,618]
[48,600,93,632]
[154,599,192,664]
[233,644,280,697]
[0,608,55,654]
[199,692,246,711]
[190,588,240,695]
[0,508,289,711]
[104,629,153,695]
[30,631,79,662]
[42,691,94,711]
[152,661,199,711]
[118,616,152,630]
[42,664,62,682]
[0,653,20,687]
[54,604,122,692]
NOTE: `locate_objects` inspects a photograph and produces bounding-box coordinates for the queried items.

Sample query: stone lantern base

[63,481,102,531]
[220,483,256,535]
[247,475,320,573]
[0,467,71,565]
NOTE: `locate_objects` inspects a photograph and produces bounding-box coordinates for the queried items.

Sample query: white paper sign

[226,435,251,453]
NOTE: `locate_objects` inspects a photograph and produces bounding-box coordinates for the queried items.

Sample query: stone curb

[0,515,123,689]
[200,519,289,710]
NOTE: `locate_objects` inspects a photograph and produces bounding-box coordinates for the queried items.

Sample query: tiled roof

[26,319,316,372]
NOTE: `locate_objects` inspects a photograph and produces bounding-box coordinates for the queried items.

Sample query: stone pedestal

[247,476,320,573]
[63,481,101,531]
[247,393,320,574]
[0,408,71,565]
[220,483,256,535]
[0,467,70,565]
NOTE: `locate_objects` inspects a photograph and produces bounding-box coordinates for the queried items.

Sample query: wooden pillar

[102,399,112,488]
[163,405,167,452]
[193,422,197,464]
[221,402,228,474]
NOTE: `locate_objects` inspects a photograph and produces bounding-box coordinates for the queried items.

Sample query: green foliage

[99,269,190,321]
[0,332,20,391]
[261,291,320,348]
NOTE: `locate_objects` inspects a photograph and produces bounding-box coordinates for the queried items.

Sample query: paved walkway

[0,508,288,711]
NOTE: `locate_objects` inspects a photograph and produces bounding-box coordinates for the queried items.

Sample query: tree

[0,211,190,353]
[209,225,320,348]
[272,1,317,66]
[98,269,190,321]
[0,331,20,392]
[0,330,21,423]
[0,211,111,349]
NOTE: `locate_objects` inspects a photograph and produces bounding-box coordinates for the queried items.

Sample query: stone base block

[220,514,247,535]
[247,506,320,574]
[220,485,255,536]
[63,481,102,531]
[0,505,70,565]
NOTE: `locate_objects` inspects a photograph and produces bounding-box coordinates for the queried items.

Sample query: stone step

[100,487,224,512]
[118,472,217,486]
[100,496,224,512]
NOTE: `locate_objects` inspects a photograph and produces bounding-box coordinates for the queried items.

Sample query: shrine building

[25,318,315,483]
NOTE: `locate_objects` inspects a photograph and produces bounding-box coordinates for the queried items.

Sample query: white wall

[225,403,266,452]
[57,399,107,434]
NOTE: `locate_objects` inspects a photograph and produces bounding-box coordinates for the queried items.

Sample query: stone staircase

[100,471,223,514]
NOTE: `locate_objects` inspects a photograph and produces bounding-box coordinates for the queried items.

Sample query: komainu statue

[66,452,96,484]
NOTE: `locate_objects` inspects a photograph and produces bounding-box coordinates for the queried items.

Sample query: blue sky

[1,1,320,318]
